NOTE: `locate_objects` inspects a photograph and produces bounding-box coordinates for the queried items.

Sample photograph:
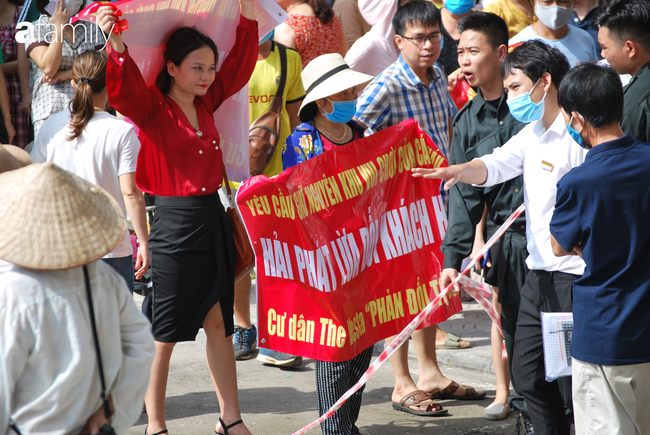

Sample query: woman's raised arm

[97,6,161,127]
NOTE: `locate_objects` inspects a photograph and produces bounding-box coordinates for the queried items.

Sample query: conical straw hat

[0,163,126,270]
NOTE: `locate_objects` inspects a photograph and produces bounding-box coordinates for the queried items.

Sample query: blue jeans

[102,256,134,293]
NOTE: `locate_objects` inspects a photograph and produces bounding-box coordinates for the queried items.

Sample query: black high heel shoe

[145,427,168,435]
[215,417,244,435]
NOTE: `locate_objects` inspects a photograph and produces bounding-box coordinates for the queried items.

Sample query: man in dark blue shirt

[550,63,650,435]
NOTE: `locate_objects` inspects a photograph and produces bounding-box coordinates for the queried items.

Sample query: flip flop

[436,381,486,401]
[436,332,471,349]
[391,390,448,416]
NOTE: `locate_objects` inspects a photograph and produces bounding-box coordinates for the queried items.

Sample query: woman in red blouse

[98,2,258,434]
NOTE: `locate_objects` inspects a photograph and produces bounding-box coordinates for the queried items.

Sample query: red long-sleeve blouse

[106,16,258,197]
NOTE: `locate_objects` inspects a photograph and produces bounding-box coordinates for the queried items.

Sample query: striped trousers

[315,346,373,435]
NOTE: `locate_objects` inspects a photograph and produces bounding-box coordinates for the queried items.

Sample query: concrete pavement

[128,284,513,435]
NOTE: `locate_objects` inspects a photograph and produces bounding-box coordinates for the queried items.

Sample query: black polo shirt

[442,90,526,278]
[621,61,650,143]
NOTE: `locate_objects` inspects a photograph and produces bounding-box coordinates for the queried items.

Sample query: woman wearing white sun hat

[282,52,373,171]
[281,53,374,435]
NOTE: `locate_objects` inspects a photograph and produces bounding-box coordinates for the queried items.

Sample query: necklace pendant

[196,130,203,138]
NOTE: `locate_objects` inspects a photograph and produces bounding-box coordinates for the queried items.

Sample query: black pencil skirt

[149,193,236,342]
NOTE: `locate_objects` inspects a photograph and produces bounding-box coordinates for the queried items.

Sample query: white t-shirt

[31,110,141,258]
[510,25,598,68]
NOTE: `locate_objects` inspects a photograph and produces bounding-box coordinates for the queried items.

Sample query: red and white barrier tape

[458,275,502,337]
[292,203,525,435]
[458,274,508,360]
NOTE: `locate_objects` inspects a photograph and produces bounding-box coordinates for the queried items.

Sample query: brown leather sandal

[436,381,487,400]
[215,417,244,435]
[391,390,448,416]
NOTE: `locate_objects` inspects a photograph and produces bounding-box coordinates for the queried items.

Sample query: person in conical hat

[0,163,155,435]
[0,143,31,173]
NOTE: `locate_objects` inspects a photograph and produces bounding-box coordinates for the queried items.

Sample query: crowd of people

[1,0,649,434]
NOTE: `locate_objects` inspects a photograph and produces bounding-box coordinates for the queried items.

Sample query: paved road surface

[128,288,519,435]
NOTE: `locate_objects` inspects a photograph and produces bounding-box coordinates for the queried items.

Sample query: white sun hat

[299,53,374,115]
[0,163,126,270]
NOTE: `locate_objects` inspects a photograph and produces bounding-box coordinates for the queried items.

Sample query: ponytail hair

[68,51,107,141]
[155,27,219,95]
[308,0,334,25]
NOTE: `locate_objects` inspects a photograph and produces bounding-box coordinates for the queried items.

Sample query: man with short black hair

[414,40,586,435]
[441,11,527,422]
[550,62,650,435]
[595,0,650,142]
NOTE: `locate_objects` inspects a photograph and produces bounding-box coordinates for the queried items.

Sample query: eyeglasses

[399,33,443,46]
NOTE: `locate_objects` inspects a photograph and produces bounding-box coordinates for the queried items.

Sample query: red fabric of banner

[450,77,477,111]
[237,120,462,362]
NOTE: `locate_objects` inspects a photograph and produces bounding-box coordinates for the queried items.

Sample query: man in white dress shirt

[413,40,586,435]
[0,163,155,435]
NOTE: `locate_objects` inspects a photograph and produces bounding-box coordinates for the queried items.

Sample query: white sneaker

[484,402,511,420]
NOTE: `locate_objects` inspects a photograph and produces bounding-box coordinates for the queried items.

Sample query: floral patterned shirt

[285,14,343,68]
[25,15,104,125]
[282,120,364,169]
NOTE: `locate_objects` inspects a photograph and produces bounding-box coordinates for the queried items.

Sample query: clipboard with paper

[541,311,573,381]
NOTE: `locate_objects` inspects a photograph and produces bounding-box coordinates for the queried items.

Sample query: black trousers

[512,270,578,435]
[485,232,528,395]
[315,346,373,435]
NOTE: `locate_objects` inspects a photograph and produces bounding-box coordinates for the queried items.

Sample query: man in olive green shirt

[595,0,650,142]
[439,12,528,422]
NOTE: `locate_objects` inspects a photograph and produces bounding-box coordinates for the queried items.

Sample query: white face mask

[62,0,83,15]
[535,2,574,30]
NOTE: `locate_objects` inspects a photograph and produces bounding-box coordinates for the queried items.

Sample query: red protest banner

[237,120,462,362]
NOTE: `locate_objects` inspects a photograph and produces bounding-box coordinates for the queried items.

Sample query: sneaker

[233,325,257,360]
[484,402,511,420]
[257,348,303,367]
[515,412,535,434]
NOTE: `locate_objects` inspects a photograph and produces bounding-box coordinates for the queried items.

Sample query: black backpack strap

[9,421,22,435]
[268,42,288,114]
[83,266,113,420]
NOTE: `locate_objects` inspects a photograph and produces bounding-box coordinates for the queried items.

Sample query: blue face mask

[259,29,274,45]
[566,114,590,149]
[507,78,547,123]
[323,98,357,124]
[445,0,475,15]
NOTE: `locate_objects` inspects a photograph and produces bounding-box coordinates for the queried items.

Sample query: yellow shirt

[249,42,306,177]
[484,0,537,40]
